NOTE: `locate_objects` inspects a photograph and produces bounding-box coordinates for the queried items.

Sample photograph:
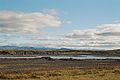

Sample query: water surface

[0,55,120,59]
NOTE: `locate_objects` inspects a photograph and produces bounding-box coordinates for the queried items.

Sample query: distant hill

[0,46,120,56]
[0,46,120,51]
[0,46,72,50]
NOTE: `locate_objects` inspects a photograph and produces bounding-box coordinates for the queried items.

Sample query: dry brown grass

[0,59,120,80]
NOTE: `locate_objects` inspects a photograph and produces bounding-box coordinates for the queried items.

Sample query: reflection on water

[0,55,120,60]
[38,55,120,60]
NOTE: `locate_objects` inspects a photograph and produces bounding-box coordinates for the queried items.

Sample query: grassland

[0,58,120,80]
[0,68,120,80]
[0,50,120,80]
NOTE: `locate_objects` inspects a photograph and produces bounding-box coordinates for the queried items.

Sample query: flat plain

[0,58,120,80]
[0,50,120,80]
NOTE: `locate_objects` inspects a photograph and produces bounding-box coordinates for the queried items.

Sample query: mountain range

[0,46,71,50]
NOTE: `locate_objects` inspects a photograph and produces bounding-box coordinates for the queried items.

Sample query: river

[0,55,120,60]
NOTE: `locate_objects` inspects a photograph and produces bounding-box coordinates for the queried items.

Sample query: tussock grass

[0,68,120,80]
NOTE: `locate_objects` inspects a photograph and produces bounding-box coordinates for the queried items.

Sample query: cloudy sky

[0,0,120,50]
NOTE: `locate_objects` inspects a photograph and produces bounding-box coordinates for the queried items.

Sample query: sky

[0,0,120,50]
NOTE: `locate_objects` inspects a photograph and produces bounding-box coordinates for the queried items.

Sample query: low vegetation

[0,49,120,56]
[0,68,120,80]
[0,58,119,80]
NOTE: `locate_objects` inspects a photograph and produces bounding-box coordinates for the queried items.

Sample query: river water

[0,55,120,60]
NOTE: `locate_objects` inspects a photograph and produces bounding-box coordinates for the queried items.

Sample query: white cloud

[97,23,120,36]
[29,23,120,50]
[1,11,120,50]
[0,11,61,34]
[65,29,97,38]
[64,23,120,50]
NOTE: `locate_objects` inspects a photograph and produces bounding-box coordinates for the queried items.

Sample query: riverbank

[0,49,120,56]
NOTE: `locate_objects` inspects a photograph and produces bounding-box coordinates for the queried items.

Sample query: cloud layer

[0,11,120,50]
[0,11,61,34]
[32,23,120,50]
[64,23,120,50]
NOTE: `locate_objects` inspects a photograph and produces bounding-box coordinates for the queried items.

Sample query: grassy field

[0,68,120,80]
[0,59,120,80]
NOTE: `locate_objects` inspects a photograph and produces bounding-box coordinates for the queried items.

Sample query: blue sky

[1,0,120,28]
[0,0,120,50]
